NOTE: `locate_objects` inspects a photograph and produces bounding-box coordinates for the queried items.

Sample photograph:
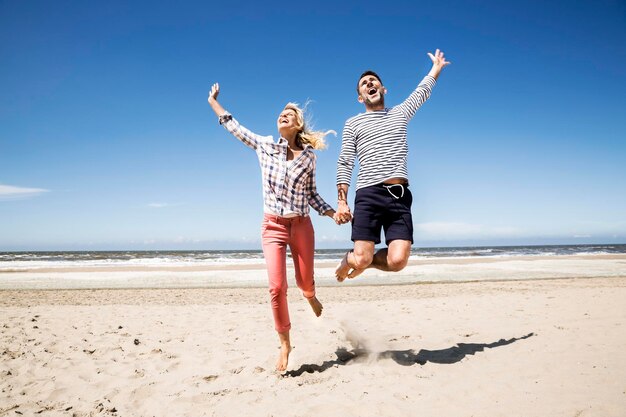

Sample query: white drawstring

[383,184,405,199]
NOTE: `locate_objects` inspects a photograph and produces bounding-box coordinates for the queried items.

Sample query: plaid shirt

[220,113,332,217]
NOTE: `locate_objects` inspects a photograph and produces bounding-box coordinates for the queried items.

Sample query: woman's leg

[289,217,323,316]
[261,217,291,333]
[276,330,291,372]
[261,216,293,371]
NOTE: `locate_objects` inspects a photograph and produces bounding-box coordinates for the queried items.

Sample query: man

[334,49,450,281]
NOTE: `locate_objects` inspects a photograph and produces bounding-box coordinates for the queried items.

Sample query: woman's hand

[208,82,220,103]
[207,82,227,117]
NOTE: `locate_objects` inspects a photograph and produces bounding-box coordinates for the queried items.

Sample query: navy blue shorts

[351,183,413,245]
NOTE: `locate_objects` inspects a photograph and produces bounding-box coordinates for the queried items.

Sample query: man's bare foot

[335,251,352,282]
[307,296,323,317]
[347,268,365,279]
[276,343,292,372]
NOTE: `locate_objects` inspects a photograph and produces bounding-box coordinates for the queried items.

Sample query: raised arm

[208,83,227,117]
[427,48,451,80]
[397,49,451,120]
[207,82,270,150]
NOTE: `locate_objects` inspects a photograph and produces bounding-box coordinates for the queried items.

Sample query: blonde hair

[283,102,335,150]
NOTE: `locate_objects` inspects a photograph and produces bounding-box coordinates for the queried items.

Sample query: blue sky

[1,0,625,250]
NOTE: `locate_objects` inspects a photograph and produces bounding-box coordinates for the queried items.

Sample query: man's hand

[427,49,451,80]
[334,200,352,225]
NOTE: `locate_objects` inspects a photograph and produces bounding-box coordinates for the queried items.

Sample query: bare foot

[276,331,291,372]
[347,268,365,279]
[276,343,292,372]
[307,296,323,317]
[335,251,352,282]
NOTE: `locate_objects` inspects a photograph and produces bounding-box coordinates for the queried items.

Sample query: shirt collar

[278,136,313,150]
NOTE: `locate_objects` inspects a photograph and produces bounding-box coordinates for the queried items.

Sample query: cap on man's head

[357,70,383,93]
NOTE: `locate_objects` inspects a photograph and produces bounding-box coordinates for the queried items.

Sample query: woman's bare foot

[335,251,352,282]
[276,344,292,372]
[276,331,291,372]
[307,296,323,317]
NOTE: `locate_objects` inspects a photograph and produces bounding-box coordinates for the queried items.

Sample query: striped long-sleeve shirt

[337,75,436,190]
[220,114,332,217]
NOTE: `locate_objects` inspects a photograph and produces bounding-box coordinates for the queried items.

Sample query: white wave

[0,257,267,271]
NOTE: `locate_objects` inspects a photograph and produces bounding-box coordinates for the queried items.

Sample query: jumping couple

[208,49,450,371]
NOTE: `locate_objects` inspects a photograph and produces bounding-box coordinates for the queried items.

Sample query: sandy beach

[1,255,626,416]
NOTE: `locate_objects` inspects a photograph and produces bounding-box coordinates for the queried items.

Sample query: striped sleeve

[396,76,437,120]
[336,121,356,185]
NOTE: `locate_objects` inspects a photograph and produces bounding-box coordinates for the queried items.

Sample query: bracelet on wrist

[218,114,232,125]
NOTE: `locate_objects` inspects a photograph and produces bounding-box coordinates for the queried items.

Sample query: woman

[208,83,336,372]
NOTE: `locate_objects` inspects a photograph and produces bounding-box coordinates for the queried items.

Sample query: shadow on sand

[284,332,535,378]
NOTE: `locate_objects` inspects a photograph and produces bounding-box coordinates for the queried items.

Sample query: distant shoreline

[1,253,625,291]
[1,253,624,274]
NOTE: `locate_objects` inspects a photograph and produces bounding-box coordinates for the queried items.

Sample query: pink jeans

[261,214,316,333]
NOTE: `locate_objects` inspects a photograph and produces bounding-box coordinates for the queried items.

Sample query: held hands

[325,209,350,225]
[333,201,352,225]
[208,82,220,103]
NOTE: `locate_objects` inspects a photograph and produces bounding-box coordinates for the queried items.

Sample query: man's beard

[365,94,384,107]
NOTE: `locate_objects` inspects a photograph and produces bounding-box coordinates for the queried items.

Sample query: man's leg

[335,240,375,281]
[367,182,413,274]
[369,239,412,272]
[336,239,412,280]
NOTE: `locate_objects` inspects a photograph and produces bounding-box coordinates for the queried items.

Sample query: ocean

[1,244,625,271]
